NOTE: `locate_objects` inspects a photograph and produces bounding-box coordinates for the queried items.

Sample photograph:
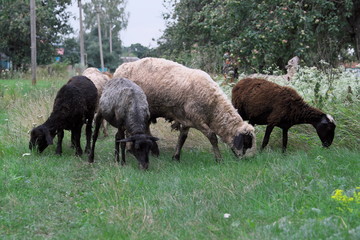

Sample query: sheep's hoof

[85,147,91,154]
[172,155,180,161]
[75,150,83,156]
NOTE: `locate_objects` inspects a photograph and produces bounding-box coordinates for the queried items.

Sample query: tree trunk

[354,18,360,61]
[30,0,37,85]
[97,10,104,71]
[349,1,360,61]
[109,25,113,53]
[78,0,85,66]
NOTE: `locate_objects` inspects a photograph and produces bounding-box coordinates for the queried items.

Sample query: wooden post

[97,8,105,71]
[30,0,37,85]
[78,0,85,67]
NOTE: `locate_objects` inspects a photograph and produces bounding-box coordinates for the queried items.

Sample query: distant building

[120,56,139,63]
[0,52,12,70]
[342,62,360,77]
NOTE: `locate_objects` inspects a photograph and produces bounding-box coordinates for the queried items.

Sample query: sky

[67,0,167,48]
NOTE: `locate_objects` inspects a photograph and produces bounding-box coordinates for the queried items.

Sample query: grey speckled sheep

[88,77,159,170]
[82,67,112,137]
[114,57,256,161]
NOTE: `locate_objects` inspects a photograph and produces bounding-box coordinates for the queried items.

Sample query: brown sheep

[232,78,336,152]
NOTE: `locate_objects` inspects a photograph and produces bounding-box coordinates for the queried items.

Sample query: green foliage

[61,37,80,65]
[126,44,151,58]
[0,0,72,69]
[159,0,360,72]
[84,27,122,71]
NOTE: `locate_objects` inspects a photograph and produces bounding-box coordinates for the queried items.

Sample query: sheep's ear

[148,136,159,142]
[119,137,135,143]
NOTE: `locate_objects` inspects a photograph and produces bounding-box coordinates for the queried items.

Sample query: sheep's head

[231,124,256,158]
[316,114,336,148]
[29,125,53,153]
[120,134,159,170]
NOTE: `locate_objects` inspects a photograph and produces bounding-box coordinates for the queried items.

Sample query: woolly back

[82,67,111,97]
[114,58,254,149]
[100,78,150,134]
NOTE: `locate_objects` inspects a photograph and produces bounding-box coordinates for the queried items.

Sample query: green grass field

[0,75,359,239]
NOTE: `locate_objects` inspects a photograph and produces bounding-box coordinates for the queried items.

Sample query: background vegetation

[158,0,360,72]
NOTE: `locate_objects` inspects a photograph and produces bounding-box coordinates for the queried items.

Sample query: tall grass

[0,67,359,239]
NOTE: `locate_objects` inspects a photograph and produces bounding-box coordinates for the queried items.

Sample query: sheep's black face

[232,133,254,157]
[124,134,159,170]
[316,115,336,148]
[29,126,53,153]
[315,115,336,147]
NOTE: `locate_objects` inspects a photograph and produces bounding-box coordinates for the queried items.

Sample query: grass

[0,76,359,239]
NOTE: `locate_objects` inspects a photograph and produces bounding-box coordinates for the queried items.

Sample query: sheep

[29,76,98,156]
[82,67,112,137]
[248,56,300,81]
[113,57,256,161]
[231,78,336,152]
[88,77,159,170]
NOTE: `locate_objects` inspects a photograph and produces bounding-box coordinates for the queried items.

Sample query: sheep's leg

[146,123,159,157]
[73,126,83,156]
[261,125,275,150]
[102,120,108,137]
[70,133,75,149]
[56,130,64,155]
[207,132,222,162]
[282,128,289,153]
[85,116,94,154]
[198,123,222,161]
[115,129,126,165]
[172,126,190,161]
[88,113,102,163]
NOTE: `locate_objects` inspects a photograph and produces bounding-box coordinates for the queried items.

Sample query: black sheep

[29,76,98,156]
[232,78,336,152]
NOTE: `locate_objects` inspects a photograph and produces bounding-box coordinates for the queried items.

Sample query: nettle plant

[277,62,360,108]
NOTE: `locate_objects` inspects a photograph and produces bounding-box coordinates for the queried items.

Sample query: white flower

[224,213,231,219]
[22,153,31,157]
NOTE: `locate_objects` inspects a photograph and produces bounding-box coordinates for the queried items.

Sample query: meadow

[0,67,359,239]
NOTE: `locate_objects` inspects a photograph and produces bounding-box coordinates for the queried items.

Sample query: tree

[0,0,72,69]
[83,0,128,53]
[61,37,80,65]
[158,0,360,72]
[128,44,151,58]
[84,27,122,71]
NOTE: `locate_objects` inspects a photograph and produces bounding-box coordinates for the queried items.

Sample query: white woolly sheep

[82,67,112,137]
[232,78,336,152]
[88,77,159,170]
[113,57,256,161]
